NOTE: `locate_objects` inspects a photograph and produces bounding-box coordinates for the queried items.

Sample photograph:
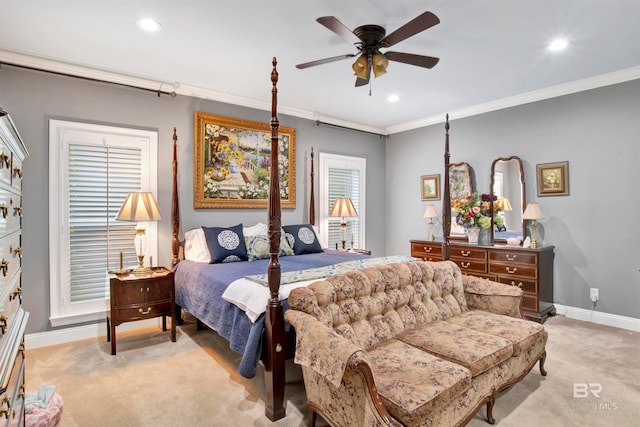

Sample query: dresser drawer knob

[506,267,518,274]
[0,205,7,219]
[10,246,21,258]
[0,395,10,419]
[461,250,470,257]
[461,262,471,268]
[510,281,524,288]
[12,167,22,178]
[0,154,10,169]
[13,206,22,217]
[0,260,7,276]
[506,254,517,261]
[9,287,21,302]
[423,246,432,252]
[139,307,152,315]
[0,316,7,334]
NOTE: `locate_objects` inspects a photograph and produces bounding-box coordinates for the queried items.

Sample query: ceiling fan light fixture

[372,53,389,78]
[352,55,369,79]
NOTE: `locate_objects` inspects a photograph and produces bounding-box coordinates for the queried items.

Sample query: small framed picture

[421,174,441,201]
[536,161,569,196]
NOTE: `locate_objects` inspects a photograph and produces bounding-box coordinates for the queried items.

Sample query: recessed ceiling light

[387,94,400,103]
[137,18,162,32]
[548,38,568,52]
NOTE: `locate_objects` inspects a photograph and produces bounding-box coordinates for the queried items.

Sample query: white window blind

[318,153,366,250]
[68,144,141,302]
[49,120,158,326]
[327,167,361,249]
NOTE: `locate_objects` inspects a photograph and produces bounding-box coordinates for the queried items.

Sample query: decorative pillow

[202,224,248,263]
[283,224,323,255]
[243,222,268,237]
[184,228,211,263]
[245,234,294,261]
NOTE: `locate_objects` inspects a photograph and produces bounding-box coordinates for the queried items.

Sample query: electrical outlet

[590,288,599,302]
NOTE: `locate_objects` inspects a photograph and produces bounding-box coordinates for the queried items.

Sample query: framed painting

[194,111,296,209]
[421,174,441,201]
[536,161,569,196]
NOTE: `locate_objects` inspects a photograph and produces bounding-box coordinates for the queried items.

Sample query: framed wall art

[536,161,569,196]
[421,174,441,201]
[194,111,296,209]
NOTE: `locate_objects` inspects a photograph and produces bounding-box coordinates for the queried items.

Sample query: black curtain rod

[315,120,387,138]
[0,61,177,97]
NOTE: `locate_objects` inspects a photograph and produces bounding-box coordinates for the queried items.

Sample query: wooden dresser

[410,239,555,323]
[0,108,29,425]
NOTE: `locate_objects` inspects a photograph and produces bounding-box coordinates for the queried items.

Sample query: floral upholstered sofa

[285,260,547,427]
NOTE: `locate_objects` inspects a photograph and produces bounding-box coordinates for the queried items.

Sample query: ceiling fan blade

[296,54,356,69]
[380,11,440,48]
[355,76,369,87]
[316,16,361,44]
[384,51,440,69]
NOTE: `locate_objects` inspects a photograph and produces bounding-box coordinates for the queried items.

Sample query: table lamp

[116,192,162,275]
[523,202,544,248]
[423,205,438,241]
[330,197,358,249]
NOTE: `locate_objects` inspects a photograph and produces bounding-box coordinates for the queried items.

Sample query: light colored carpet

[25,315,639,426]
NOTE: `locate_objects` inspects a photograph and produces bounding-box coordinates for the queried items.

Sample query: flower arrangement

[452,192,497,228]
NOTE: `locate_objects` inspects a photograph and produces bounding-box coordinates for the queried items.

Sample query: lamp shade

[116,192,162,222]
[423,205,438,219]
[330,197,358,218]
[352,55,369,79]
[499,198,512,211]
[372,53,389,78]
[523,202,544,220]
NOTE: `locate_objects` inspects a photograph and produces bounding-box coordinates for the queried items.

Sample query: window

[318,153,366,250]
[49,120,158,326]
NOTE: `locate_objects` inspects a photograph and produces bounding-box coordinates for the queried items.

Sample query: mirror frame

[449,162,474,241]
[490,156,526,243]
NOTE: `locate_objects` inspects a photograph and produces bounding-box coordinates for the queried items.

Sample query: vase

[466,226,479,244]
[478,227,492,246]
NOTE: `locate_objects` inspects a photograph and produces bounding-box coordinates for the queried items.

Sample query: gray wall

[0,67,386,334]
[386,79,640,319]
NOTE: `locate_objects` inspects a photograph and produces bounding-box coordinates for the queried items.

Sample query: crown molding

[386,65,640,134]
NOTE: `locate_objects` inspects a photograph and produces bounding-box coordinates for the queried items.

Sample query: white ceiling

[1,1,640,134]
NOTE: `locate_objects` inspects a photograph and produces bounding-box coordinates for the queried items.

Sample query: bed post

[171,127,180,268]
[264,57,286,421]
[310,147,315,226]
[442,114,451,260]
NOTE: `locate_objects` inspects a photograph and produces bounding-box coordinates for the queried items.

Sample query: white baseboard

[24,318,165,350]
[554,304,640,332]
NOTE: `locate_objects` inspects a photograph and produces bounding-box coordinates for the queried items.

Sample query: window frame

[48,120,158,327]
[318,152,366,250]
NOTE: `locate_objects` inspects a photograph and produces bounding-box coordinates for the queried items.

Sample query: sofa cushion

[445,310,547,356]
[398,320,513,377]
[368,339,471,425]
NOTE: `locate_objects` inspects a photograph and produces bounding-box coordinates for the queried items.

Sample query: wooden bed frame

[168,59,453,422]
[170,58,309,421]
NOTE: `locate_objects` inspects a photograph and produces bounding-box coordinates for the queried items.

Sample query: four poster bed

[169,58,414,421]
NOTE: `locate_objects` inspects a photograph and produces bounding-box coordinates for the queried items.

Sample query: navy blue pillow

[202,224,248,263]
[283,224,323,255]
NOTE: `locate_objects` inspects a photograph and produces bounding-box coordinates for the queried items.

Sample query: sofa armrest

[285,309,367,388]
[462,275,523,318]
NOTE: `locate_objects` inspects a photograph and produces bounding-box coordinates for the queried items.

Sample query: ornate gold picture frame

[193,112,296,209]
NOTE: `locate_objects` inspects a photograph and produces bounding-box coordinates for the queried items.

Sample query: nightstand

[106,266,176,355]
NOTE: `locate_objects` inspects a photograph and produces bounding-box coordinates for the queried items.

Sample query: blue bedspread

[174,250,370,377]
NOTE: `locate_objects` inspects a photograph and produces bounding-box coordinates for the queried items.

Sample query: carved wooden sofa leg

[539,351,548,376]
[486,391,496,424]
[307,409,317,427]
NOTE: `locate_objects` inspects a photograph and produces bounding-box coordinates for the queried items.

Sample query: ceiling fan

[296,11,440,87]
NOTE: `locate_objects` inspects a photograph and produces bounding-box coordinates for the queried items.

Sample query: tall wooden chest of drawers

[0,108,29,426]
[410,239,555,323]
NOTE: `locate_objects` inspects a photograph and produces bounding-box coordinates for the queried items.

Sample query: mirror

[449,162,474,239]
[490,156,525,242]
